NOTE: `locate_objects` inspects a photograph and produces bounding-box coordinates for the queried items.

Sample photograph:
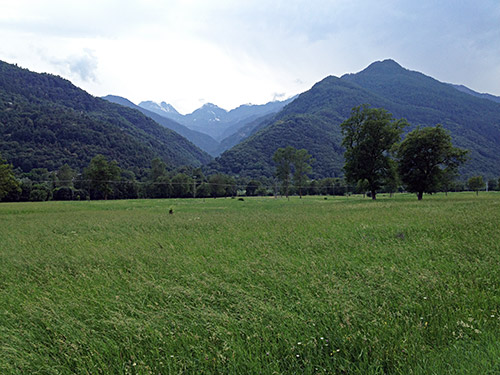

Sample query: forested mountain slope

[0,61,211,172]
[212,60,500,179]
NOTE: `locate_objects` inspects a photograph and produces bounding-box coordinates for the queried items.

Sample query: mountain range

[1,58,500,181]
[212,59,500,179]
[0,61,210,173]
[139,98,294,146]
[102,95,220,155]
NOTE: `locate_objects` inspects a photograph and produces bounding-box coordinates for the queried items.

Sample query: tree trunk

[417,191,423,200]
[371,190,376,200]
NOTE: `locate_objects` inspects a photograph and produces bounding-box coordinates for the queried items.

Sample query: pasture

[1,194,499,374]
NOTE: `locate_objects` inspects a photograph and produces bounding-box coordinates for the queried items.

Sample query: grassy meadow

[1,193,499,374]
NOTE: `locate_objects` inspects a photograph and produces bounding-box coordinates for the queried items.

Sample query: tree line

[0,153,348,202]
[1,105,499,202]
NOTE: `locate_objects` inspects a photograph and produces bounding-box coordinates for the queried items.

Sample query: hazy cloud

[0,0,499,112]
[48,49,98,82]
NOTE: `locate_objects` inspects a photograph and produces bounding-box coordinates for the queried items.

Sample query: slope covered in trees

[0,61,211,173]
[213,60,500,179]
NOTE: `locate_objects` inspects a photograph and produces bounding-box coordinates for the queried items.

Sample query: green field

[1,194,499,374]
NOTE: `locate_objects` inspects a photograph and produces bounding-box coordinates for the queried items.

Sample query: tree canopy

[468,176,485,196]
[273,146,313,198]
[397,125,468,200]
[0,154,21,200]
[341,105,407,200]
[83,155,121,200]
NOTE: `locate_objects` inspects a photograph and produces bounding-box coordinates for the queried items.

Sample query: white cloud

[0,0,499,113]
[48,49,98,82]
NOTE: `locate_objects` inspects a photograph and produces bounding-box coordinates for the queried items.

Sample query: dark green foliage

[245,180,261,196]
[341,105,407,200]
[56,164,75,187]
[83,155,121,200]
[487,179,498,191]
[293,149,313,198]
[0,154,20,200]
[149,158,167,182]
[318,178,347,196]
[273,146,313,199]
[397,125,468,200]
[171,173,193,198]
[211,115,344,178]
[468,176,485,195]
[53,186,74,201]
[29,184,50,201]
[214,60,500,179]
[273,146,296,198]
[208,174,236,198]
[0,61,211,173]
[342,60,500,177]
[355,179,370,196]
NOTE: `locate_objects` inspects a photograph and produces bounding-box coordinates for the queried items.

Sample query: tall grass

[1,193,499,374]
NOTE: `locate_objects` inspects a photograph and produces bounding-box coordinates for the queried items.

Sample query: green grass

[1,193,499,374]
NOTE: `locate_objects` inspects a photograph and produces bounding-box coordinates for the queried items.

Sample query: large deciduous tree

[397,125,468,200]
[341,105,407,200]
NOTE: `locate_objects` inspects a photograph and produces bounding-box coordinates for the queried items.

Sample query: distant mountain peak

[200,103,227,112]
[158,101,179,114]
[138,100,180,116]
[366,59,404,71]
[344,59,407,78]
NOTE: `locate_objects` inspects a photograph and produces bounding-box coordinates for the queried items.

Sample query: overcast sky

[1,0,499,114]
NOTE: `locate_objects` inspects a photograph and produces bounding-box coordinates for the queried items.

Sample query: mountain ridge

[0,60,211,172]
[103,95,220,155]
[138,97,294,142]
[212,59,500,179]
